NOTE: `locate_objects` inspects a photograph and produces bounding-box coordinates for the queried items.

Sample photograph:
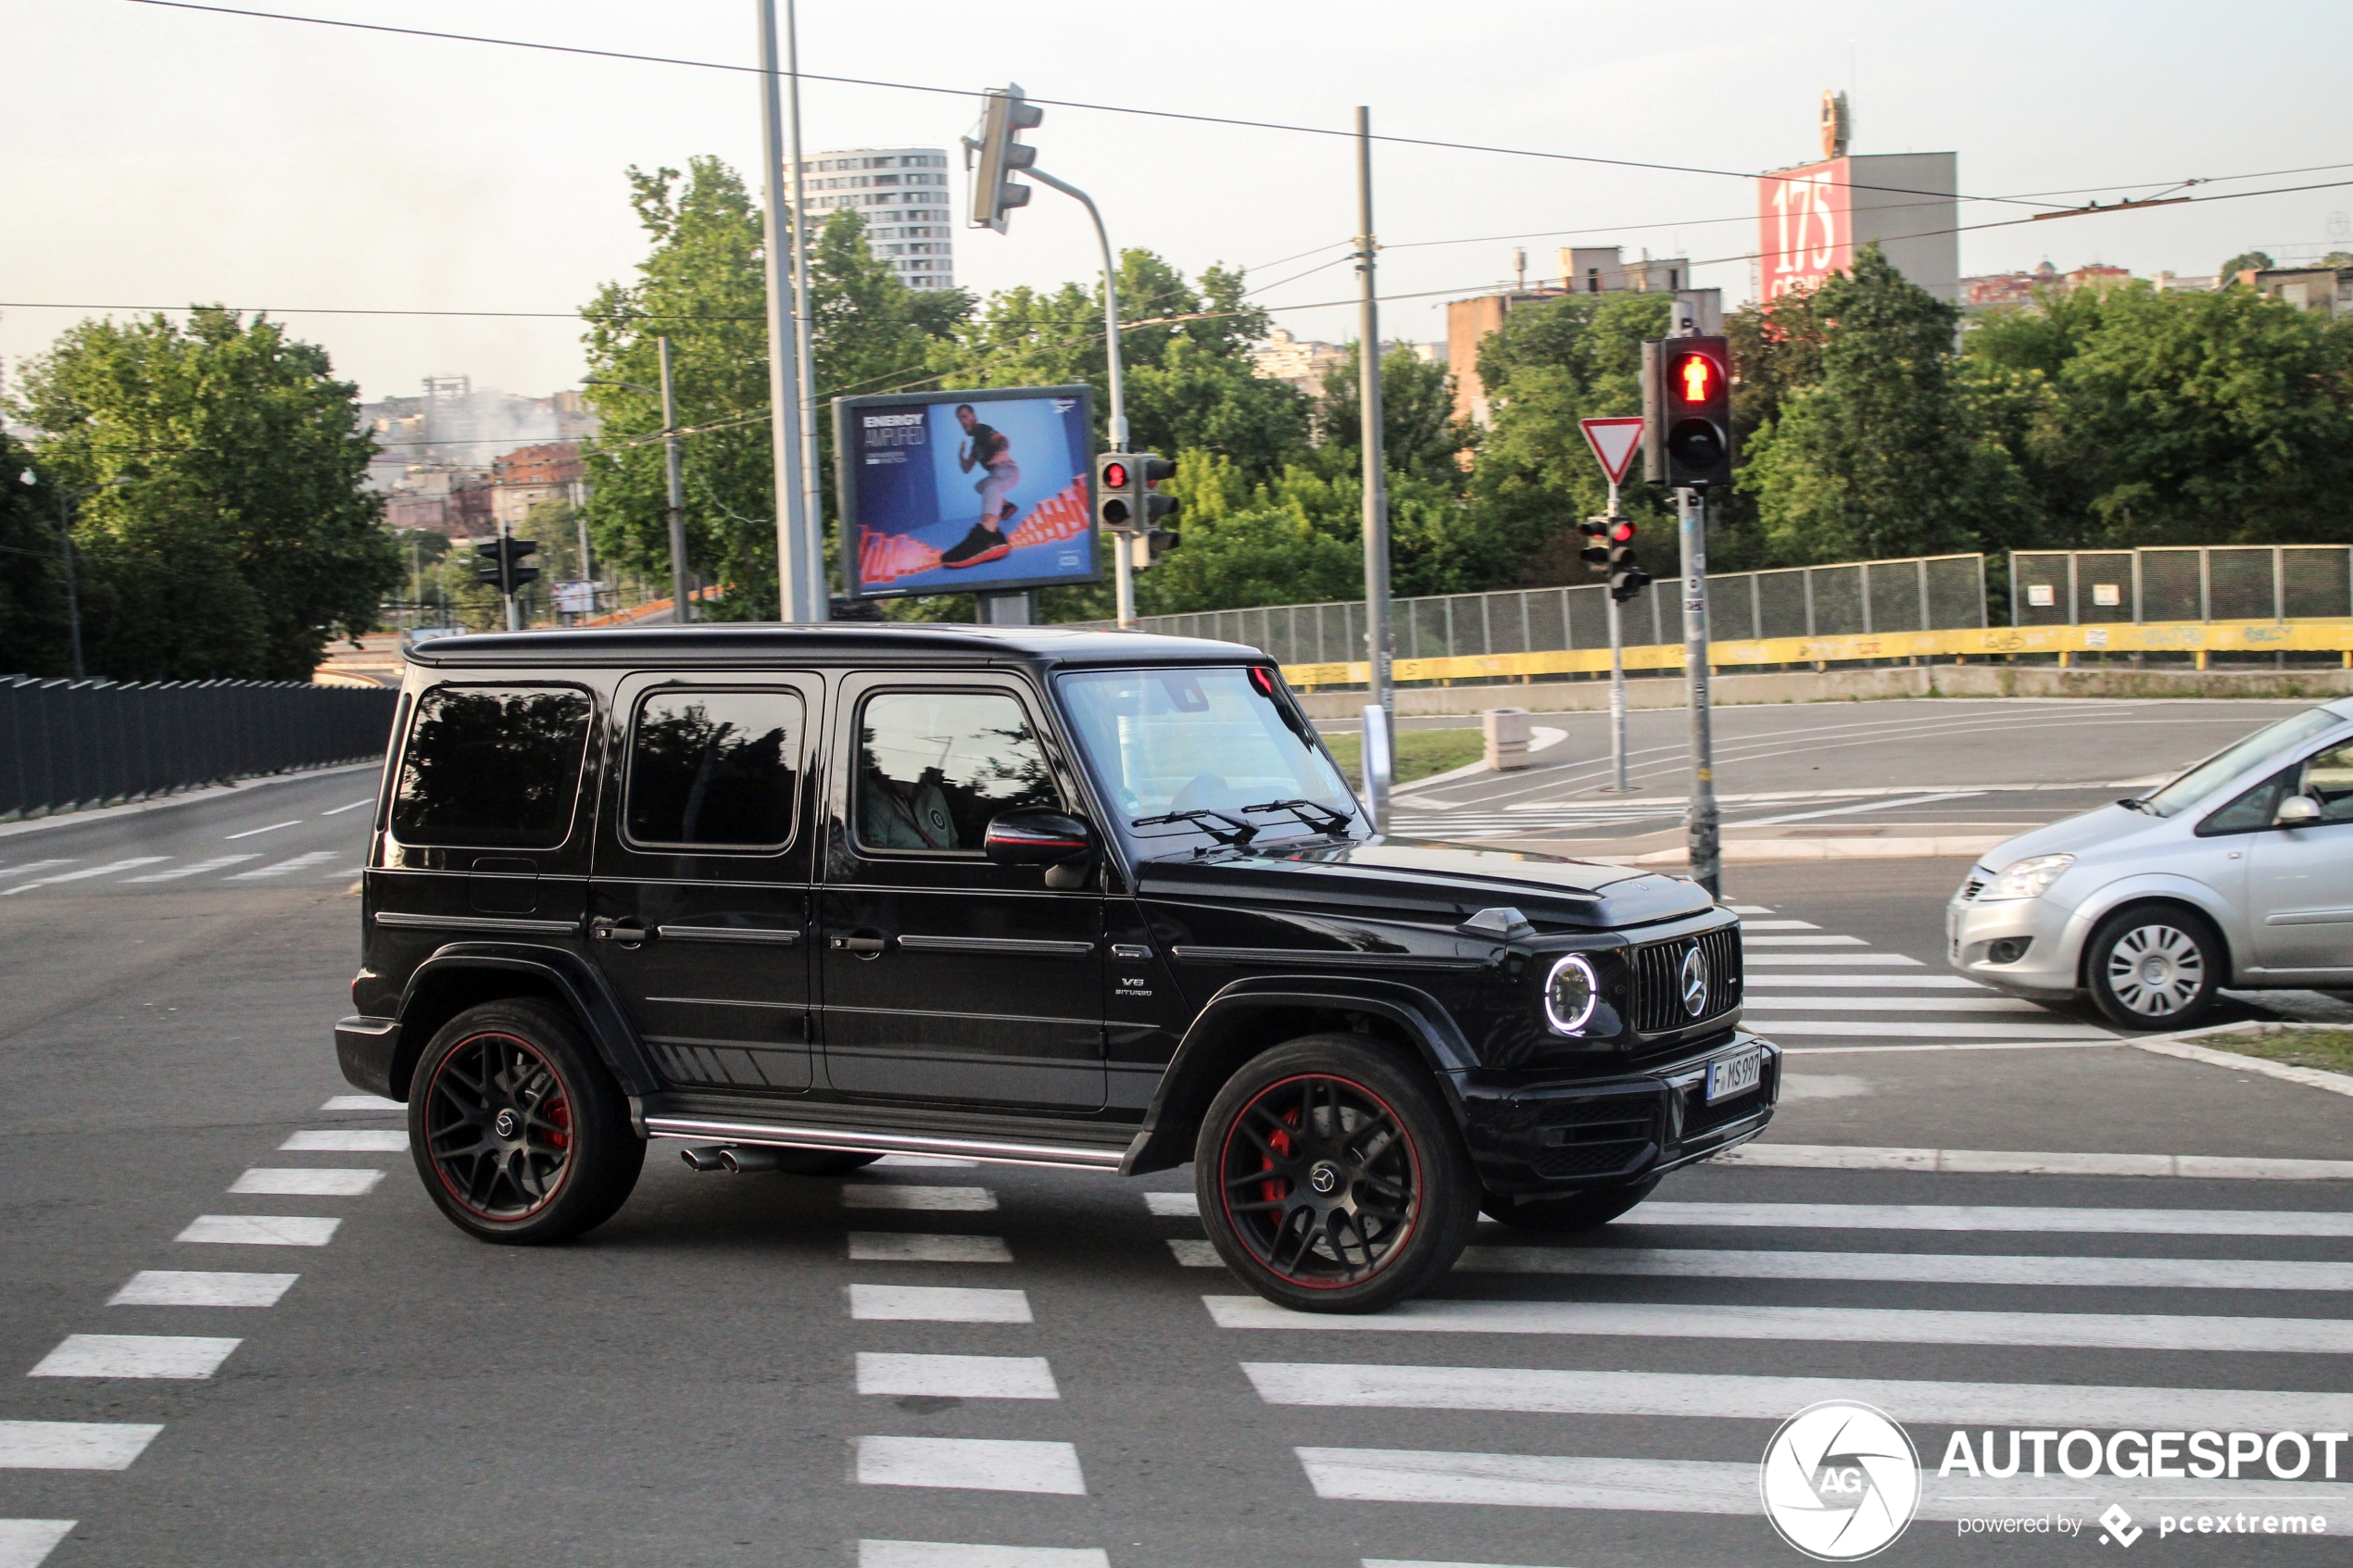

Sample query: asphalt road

[3,771,2350,1567]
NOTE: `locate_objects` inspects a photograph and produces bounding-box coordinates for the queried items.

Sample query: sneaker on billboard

[940,524,1012,568]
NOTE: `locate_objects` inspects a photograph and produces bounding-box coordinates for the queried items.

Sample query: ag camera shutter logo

[1760,1400,1921,1561]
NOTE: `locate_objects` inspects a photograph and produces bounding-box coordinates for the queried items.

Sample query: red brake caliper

[547,1094,571,1152]
[1261,1106,1300,1206]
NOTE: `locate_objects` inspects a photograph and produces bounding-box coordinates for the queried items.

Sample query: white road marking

[1736,790,1988,826]
[856,1352,1059,1400]
[1744,952,1920,966]
[280,1130,405,1152]
[107,1272,297,1308]
[1624,1199,2353,1235]
[124,854,260,883]
[842,1184,997,1211]
[1740,995,2052,1012]
[1296,1449,2353,1517]
[175,1215,340,1247]
[0,858,167,895]
[230,850,337,880]
[1743,973,1987,987]
[320,1095,400,1111]
[1450,1246,2353,1290]
[1723,905,1773,914]
[320,798,374,816]
[1739,935,1868,947]
[1781,1040,2124,1055]
[1244,1363,2353,1430]
[859,1543,1108,1568]
[856,1436,1086,1495]
[1715,1146,2353,1178]
[1757,1019,2115,1037]
[1203,1294,2353,1352]
[1144,1191,1200,1217]
[0,1520,75,1568]
[223,820,300,840]
[29,1335,242,1379]
[0,860,73,882]
[849,1285,1031,1323]
[1737,920,1819,930]
[870,1154,979,1169]
[849,1233,1013,1264]
[229,1168,383,1197]
[0,1422,164,1471]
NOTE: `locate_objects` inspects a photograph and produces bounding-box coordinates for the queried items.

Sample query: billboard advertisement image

[834,384,1098,598]
[1757,157,1851,301]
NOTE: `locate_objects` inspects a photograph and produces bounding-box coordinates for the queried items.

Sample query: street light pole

[1025,165,1132,629]
[1355,106,1393,833]
[755,0,813,622]
[783,0,825,620]
[657,337,691,623]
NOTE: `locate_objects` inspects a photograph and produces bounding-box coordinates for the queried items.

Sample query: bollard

[1483,707,1532,771]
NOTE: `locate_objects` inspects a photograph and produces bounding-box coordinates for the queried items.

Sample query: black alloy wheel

[2085,905,2224,1031]
[1195,1035,1476,1314]
[1481,1174,1661,1232]
[409,998,644,1245]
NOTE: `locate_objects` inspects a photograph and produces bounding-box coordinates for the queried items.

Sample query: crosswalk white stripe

[0,860,73,882]
[1742,995,2050,1011]
[1725,905,1774,914]
[0,857,167,895]
[229,1168,383,1197]
[1744,973,1987,987]
[1243,1362,2353,1430]
[29,1335,242,1379]
[0,1520,76,1567]
[174,1215,340,1247]
[1296,1448,2353,1519]
[1744,952,1920,965]
[849,1233,1013,1264]
[1451,1245,2353,1290]
[229,850,337,880]
[856,1436,1086,1495]
[1739,920,1819,930]
[1760,1020,2116,1037]
[0,1421,164,1471]
[319,1094,400,1112]
[1740,935,1869,946]
[842,1184,998,1211]
[849,1285,1031,1323]
[1627,1200,2353,1236]
[125,854,259,883]
[1204,1294,2353,1352]
[1145,1192,1200,1217]
[859,1543,1109,1568]
[280,1130,405,1152]
[856,1352,1059,1399]
[107,1272,297,1308]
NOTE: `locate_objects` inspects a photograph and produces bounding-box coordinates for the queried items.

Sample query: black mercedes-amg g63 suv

[334,624,1777,1311]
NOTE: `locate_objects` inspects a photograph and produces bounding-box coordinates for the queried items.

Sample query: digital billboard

[834,385,1099,599]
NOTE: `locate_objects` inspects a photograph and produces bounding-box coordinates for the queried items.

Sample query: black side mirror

[984,808,1095,869]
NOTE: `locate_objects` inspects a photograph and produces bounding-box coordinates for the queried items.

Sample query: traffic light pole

[497,510,522,632]
[658,336,690,623]
[1355,105,1393,834]
[1679,485,1720,896]
[755,0,814,622]
[1604,480,1628,795]
[1025,166,1135,631]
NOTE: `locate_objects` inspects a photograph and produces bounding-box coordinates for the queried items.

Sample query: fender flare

[393,942,661,1101]
[1118,972,1475,1177]
[2064,874,2243,986]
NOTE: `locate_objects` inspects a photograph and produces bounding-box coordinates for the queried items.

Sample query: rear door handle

[830,934,888,955]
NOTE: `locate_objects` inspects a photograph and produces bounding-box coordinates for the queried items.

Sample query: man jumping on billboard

[943,403,1019,568]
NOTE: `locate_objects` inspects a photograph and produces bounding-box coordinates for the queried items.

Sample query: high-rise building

[797,146,957,291]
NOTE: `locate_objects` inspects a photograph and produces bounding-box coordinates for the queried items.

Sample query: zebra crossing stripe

[1203,1295,2353,1353]
[0,1421,163,1471]
[1624,1201,2353,1235]
[1449,1246,2353,1290]
[0,858,167,895]
[855,1352,1058,1400]
[0,1520,75,1568]
[1761,1020,2117,1037]
[125,854,259,883]
[859,1541,1108,1567]
[29,1335,242,1379]
[1243,1362,2353,1430]
[849,1285,1031,1323]
[1744,952,1920,965]
[855,1436,1086,1495]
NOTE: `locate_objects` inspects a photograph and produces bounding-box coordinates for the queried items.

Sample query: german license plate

[1705,1044,1763,1103]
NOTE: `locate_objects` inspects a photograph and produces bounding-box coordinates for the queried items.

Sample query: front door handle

[591,917,652,947]
[830,933,888,956]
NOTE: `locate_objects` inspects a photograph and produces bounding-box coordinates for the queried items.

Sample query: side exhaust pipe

[717,1146,780,1173]
[679,1146,729,1173]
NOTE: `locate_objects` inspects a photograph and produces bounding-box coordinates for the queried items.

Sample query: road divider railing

[1278,617,2353,689]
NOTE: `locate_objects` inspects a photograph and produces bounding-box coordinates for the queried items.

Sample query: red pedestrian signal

[1642,334,1735,489]
[1672,350,1721,407]
[1609,520,1636,544]
[1101,461,1128,491]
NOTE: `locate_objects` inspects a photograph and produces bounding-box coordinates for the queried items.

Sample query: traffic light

[1127,528,1179,573]
[1578,517,1612,572]
[965,84,1042,234]
[1095,451,1137,530]
[473,537,540,592]
[1136,453,1178,536]
[1605,519,1650,604]
[1641,334,1735,489]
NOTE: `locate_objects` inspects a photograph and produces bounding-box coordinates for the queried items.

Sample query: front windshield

[2138,706,2347,818]
[1057,666,1359,849]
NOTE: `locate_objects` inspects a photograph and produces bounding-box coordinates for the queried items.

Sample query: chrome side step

[640,1114,1131,1172]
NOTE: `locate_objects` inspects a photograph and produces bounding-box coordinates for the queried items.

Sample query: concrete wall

[1294,664,2353,721]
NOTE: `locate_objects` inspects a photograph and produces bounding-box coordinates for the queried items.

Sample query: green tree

[2219,250,2275,282]
[1314,341,1468,490]
[1738,246,2036,564]
[0,436,70,675]
[12,307,396,680]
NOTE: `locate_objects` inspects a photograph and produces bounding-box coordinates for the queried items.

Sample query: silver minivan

[1949,698,2353,1029]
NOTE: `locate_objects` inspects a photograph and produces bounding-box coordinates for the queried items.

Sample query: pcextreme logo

[1760,1400,1922,1561]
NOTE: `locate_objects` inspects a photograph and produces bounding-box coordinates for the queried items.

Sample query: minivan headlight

[1980,852,2075,902]
[1542,953,1600,1035]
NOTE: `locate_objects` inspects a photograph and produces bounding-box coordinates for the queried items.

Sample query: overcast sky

[8,0,2353,408]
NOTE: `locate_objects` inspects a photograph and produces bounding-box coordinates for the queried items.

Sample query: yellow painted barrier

[1279,619,2353,689]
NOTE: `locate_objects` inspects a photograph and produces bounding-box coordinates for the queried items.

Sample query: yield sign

[1579,417,1646,485]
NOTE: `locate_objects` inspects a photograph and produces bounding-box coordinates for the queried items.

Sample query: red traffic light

[1670,351,1722,407]
[1609,521,1636,544]
[1102,461,1128,490]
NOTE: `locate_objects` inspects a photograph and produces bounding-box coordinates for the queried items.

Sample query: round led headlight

[1542,952,1600,1035]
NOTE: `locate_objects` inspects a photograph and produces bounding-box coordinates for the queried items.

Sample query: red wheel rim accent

[423,1031,575,1222]
[1216,1072,1420,1289]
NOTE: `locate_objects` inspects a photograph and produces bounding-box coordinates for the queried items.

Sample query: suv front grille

[1628,925,1743,1035]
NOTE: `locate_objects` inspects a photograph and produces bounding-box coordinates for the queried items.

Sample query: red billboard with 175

[1758,157,1850,300]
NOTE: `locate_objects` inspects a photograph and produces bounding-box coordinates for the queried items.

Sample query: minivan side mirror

[984,808,1095,868]
[2275,794,2323,827]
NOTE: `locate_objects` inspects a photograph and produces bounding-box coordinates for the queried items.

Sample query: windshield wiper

[1131,809,1258,846]
[1241,797,1355,834]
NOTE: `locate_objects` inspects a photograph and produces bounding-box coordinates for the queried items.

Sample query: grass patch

[2207,1027,2353,1076]
[1321,727,1486,789]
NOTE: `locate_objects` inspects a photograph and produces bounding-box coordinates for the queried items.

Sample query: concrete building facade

[1444,246,1695,427]
[798,146,956,291]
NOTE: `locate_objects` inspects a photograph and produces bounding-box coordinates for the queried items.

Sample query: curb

[2132,1022,2353,1101]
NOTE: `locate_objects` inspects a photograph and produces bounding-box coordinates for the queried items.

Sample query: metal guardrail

[0,677,399,821]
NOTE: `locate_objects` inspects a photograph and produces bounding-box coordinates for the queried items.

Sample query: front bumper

[1946,887,2083,999]
[1452,1031,1780,1196]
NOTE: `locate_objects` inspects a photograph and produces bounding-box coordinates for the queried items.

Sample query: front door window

[854,690,1057,853]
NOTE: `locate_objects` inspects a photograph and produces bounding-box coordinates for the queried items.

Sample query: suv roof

[404,623,1262,670]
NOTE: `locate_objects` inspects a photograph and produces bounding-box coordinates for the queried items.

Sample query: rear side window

[391,685,593,848]
[625,688,804,850]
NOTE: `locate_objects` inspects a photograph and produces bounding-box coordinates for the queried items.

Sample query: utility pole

[1355,106,1393,833]
[783,0,825,619]
[1604,483,1629,794]
[1025,165,1131,628]
[658,336,690,623]
[1679,484,1720,895]
[755,0,813,622]
[55,492,86,680]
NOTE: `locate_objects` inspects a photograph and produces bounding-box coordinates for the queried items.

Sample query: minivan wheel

[2085,907,2223,1031]
[1194,1035,1477,1314]
[1481,1175,1660,1233]
[409,998,644,1245]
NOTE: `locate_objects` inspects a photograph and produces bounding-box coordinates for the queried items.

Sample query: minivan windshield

[1057,666,1359,849]
[2137,706,2347,818]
